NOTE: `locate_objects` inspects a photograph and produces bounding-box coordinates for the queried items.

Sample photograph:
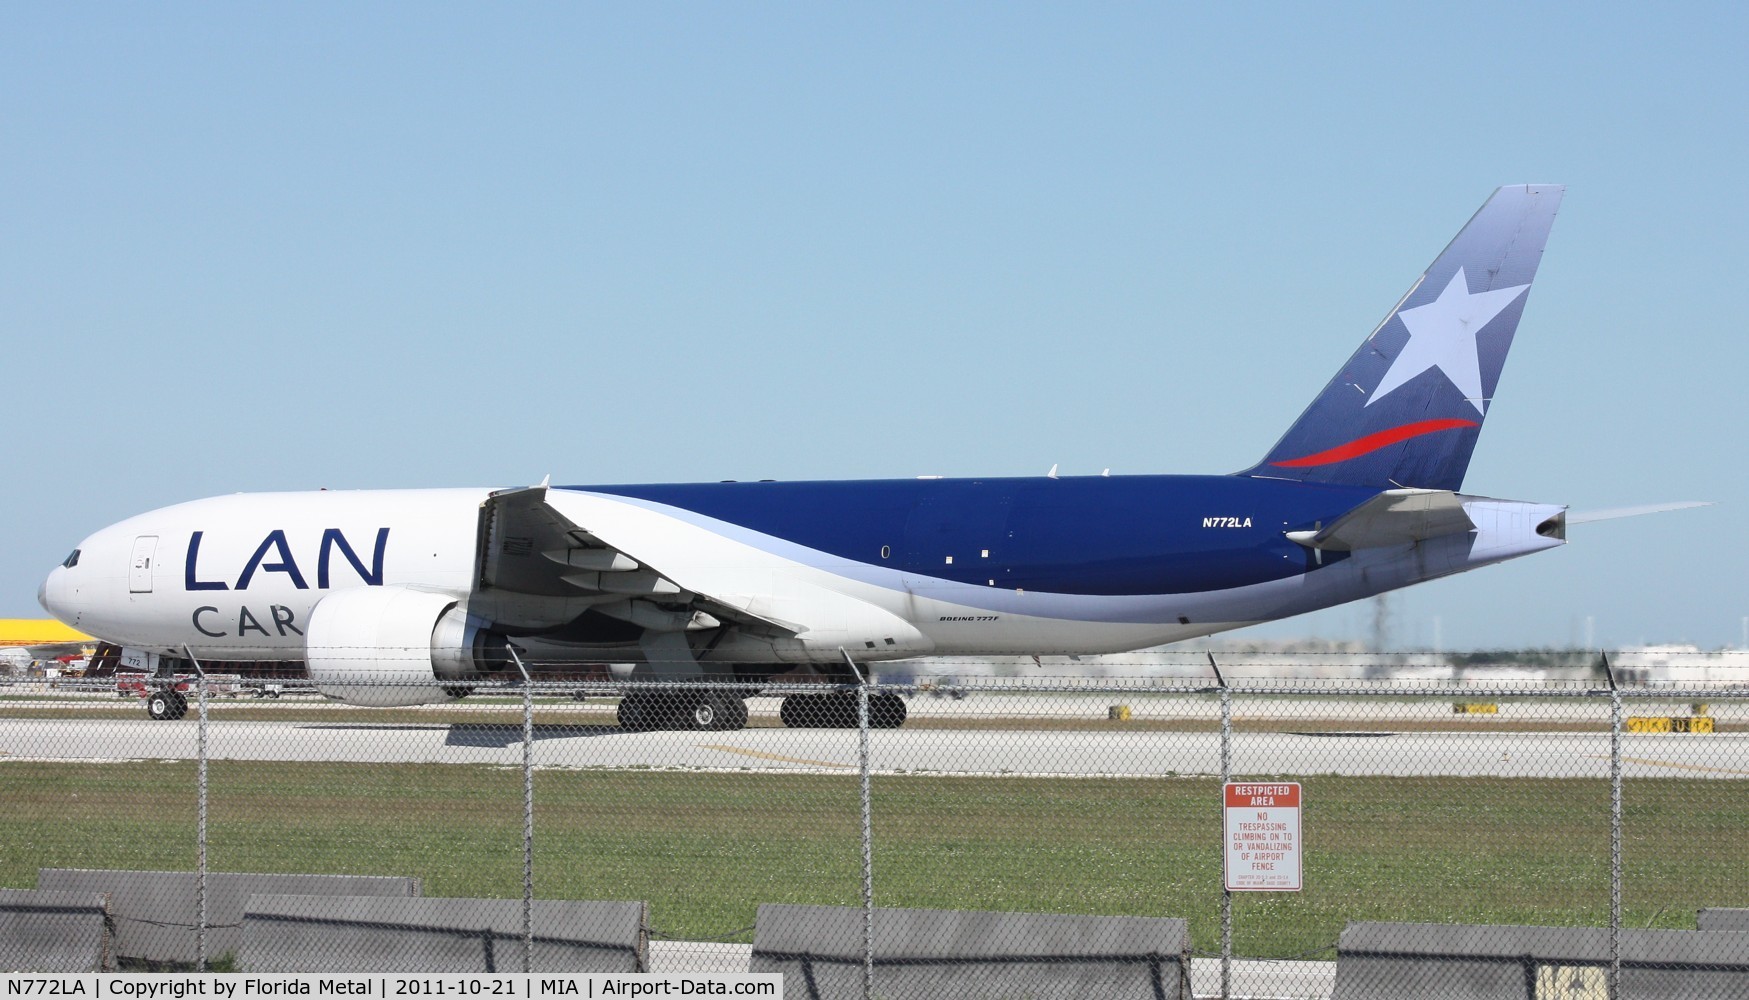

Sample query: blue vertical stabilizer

[1241,185,1563,491]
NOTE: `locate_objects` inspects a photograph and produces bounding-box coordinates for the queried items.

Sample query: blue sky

[3,3,1743,650]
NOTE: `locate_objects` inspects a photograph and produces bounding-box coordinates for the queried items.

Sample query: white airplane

[40,185,1623,728]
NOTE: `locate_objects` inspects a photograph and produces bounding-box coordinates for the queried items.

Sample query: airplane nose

[39,566,71,623]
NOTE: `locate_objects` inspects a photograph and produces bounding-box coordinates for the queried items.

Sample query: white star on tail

[1367,267,1529,415]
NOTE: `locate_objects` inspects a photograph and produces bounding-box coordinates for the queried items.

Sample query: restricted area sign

[1224,782,1302,891]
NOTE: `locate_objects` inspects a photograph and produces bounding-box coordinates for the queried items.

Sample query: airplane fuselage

[39,475,1564,666]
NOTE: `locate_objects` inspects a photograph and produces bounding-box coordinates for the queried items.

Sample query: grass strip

[2,761,1745,957]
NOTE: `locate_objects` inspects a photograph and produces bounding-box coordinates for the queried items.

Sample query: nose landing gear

[146,689,189,721]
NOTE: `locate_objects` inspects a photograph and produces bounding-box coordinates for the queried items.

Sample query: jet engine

[304,586,512,706]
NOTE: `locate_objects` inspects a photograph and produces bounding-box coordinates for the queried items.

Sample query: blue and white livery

[42,186,1573,728]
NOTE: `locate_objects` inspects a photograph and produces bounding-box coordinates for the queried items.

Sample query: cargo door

[902,483,1012,595]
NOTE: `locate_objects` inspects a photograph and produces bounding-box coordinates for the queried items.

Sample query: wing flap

[476,486,798,638]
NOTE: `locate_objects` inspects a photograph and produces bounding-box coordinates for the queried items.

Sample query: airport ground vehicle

[114,673,263,718]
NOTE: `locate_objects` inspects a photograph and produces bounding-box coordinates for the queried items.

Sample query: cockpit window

[61,549,80,569]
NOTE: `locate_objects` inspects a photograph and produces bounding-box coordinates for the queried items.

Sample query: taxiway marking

[699,743,853,769]
[1588,754,1749,777]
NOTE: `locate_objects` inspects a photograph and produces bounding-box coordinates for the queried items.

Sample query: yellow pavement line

[700,744,852,769]
[1588,754,1749,777]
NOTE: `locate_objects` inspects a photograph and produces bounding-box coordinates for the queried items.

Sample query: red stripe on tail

[1270,418,1479,468]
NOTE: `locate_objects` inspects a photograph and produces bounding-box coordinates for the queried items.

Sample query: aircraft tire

[778,694,815,728]
[824,691,858,729]
[870,692,907,729]
[617,692,660,732]
[689,691,741,731]
[692,692,748,731]
[167,691,189,720]
[656,692,689,730]
[147,692,176,721]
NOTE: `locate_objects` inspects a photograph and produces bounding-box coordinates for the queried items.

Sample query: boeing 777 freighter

[41,185,1583,729]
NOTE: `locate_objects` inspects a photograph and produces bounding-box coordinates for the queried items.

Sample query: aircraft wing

[476,486,796,638]
[1287,488,1476,553]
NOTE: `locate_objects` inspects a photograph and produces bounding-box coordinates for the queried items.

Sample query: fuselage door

[901,483,1013,593]
[129,535,158,593]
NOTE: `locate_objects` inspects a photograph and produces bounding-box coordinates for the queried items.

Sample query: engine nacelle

[305,586,510,707]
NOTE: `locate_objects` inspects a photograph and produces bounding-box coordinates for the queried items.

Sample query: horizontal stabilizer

[1567,501,1713,525]
[1287,489,1475,552]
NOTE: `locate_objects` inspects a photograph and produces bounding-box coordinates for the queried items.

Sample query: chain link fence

[2,654,1747,997]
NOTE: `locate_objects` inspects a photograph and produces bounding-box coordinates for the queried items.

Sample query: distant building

[1611,645,1749,685]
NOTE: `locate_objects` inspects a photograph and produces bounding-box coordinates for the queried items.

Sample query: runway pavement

[3,709,1745,778]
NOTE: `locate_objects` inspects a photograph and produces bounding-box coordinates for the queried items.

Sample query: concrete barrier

[239,896,648,973]
[1699,908,1749,932]
[1333,921,1749,999]
[750,904,1189,999]
[0,889,111,972]
[38,868,421,967]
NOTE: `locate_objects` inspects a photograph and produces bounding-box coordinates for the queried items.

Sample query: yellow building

[0,618,94,647]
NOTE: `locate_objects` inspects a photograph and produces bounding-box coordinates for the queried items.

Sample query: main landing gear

[777,691,907,729]
[617,689,750,732]
[614,689,908,732]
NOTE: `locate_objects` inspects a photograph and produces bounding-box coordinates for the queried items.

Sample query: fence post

[842,649,875,1000]
[1603,652,1622,1000]
[509,648,536,973]
[183,646,210,972]
[1209,652,1232,1000]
